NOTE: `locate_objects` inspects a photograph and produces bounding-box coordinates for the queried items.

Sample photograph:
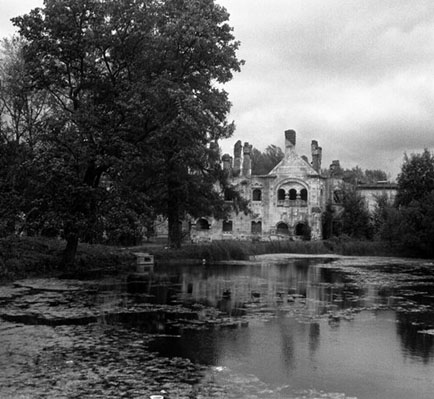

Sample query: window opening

[223,220,233,232]
[252,189,262,201]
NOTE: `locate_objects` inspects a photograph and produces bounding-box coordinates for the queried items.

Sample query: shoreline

[0,236,429,282]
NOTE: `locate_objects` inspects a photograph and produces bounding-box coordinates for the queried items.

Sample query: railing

[277,199,308,207]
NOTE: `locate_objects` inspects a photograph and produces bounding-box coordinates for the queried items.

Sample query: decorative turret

[329,160,342,177]
[233,140,242,177]
[311,140,322,172]
[285,129,296,156]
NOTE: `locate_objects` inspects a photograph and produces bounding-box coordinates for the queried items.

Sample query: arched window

[222,220,233,232]
[300,188,308,201]
[252,188,262,201]
[277,189,286,200]
[197,218,210,230]
[295,223,306,236]
[276,222,289,235]
[251,221,262,234]
[289,189,297,200]
[333,190,343,204]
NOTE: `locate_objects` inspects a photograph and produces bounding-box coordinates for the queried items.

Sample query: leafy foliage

[0,141,31,236]
[372,193,398,241]
[398,193,434,257]
[341,166,388,185]
[338,186,373,239]
[4,0,242,260]
[0,36,47,147]
[321,203,335,240]
[251,145,284,175]
[370,150,434,257]
[396,149,434,206]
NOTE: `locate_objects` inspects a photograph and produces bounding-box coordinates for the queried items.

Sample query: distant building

[192,130,333,242]
[356,182,398,213]
[154,129,397,243]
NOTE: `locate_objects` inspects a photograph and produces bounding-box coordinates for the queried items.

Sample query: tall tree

[365,169,388,184]
[13,0,135,263]
[391,149,434,257]
[340,186,373,239]
[13,0,242,258]
[124,0,243,247]
[0,36,47,147]
[340,166,388,185]
[0,36,48,235]
[396,149,434,206]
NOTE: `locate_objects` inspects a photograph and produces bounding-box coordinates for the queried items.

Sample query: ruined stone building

[187,129,398,242]
[190,130,330,242]
[155,129,397,242]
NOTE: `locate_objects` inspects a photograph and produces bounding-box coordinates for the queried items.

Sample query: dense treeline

[323,150,434,258]
[0,0,243,264]
[251,145,284,175]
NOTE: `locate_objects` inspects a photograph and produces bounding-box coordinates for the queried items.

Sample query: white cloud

[1,0,433,179]
[219,0,434,179]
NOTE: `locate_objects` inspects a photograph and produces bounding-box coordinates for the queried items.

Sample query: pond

[1,255,434,398]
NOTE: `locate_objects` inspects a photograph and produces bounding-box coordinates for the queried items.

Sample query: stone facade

[153,129,398,243]
[190,130,328,242]
[356,182,397,213]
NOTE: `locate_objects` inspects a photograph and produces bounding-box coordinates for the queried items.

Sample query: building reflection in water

[148,258,434,369]
[173,259,348,317]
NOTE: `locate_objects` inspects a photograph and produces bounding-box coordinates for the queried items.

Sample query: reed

[153,239,333,262]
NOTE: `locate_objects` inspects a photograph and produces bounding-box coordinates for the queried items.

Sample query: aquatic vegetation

[1,257,434,398]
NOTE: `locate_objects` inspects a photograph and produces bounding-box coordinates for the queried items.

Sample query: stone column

[285,130,296,157]
[311,140,322,172]
[242,142,252,177]
[233,140,242,177]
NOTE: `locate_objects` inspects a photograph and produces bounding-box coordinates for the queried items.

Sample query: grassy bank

[151,240,332,262]
[148,237,409,262]
[0,235,415,282]
[0,236,134,282]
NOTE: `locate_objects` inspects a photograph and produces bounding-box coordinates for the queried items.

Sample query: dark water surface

[1,256,434,398]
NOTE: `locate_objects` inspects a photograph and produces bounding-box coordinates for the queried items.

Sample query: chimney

[285,130,296,156]
[233,140,242,177]
[242,142,252,177]
[330,160,342,177]
[222,153,233,175]
[311,140,322,172]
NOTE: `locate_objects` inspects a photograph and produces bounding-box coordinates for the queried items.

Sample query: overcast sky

[2,0,434,179]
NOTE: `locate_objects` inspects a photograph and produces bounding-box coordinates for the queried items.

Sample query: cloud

[1,0,433,179]
[219,0,434,179]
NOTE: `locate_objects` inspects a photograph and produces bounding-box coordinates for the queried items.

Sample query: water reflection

[2,257,434,398]
[156,259,342,313]
[396,312,434,362]
[132,257,434,398]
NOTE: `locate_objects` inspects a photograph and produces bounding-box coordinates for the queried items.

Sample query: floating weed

[418,329,434,336]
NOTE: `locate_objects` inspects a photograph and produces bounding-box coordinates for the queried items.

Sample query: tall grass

[152,239,333,262]
[0,235,416,282]
[326,239,408,257]
[0,236,134,281]
[151,238,411,262]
